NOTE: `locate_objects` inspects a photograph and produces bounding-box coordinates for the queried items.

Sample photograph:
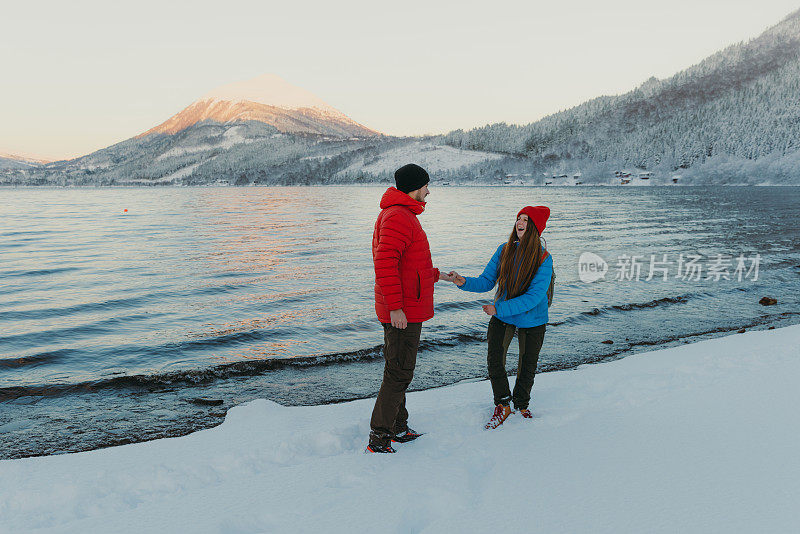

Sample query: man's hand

[448,271,466,287]
[482,304,497,316]
[390,309,408,329]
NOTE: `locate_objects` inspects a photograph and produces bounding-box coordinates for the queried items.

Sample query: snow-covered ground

[2,325,799,533]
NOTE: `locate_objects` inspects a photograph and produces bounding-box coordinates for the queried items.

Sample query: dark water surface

[2,186,799,458]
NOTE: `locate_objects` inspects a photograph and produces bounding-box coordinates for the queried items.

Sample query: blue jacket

[458,243,552,328]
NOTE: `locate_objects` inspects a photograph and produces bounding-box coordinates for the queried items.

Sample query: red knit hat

[517,206,550,234]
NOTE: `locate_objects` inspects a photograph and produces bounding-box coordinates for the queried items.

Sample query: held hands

[447,271,466,287]
[438,270,455,283]
[434,268,465,286]
[482,304,497,316]
[389,309,408,329]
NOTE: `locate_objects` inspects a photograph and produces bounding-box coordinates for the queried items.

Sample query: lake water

[2,185,799,458]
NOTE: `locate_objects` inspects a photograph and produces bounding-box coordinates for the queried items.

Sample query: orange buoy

[123,209,128,212]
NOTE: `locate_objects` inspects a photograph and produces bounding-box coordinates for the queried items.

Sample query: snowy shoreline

[3,325,799,532]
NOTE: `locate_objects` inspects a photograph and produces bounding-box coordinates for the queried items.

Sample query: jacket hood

[380,187,425,214]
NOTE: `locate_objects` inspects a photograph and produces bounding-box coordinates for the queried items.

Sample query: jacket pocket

[416,271,421,300]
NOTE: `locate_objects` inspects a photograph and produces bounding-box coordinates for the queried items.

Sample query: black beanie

[394,163,430,194]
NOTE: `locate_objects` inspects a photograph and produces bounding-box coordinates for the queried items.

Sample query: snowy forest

[442,9,800,184]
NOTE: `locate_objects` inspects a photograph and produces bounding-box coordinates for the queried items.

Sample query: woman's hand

[438,270,455,283]
[482,304,497,316]
[448,271,466,287]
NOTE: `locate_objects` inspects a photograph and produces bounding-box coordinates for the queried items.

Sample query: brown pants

[369,322,422,444]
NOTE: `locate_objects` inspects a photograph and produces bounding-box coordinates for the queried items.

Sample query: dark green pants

[369,322,422,445]
[486,316,546,410]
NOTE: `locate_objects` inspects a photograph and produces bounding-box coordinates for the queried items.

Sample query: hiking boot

[518,408,533,419]
[366,442,396,454]
[485,404,513,429]
[392,427,423,443]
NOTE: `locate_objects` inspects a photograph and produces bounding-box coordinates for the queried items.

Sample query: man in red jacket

[367,163,453,453]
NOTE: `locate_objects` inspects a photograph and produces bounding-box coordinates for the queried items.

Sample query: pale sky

[3,0,799,160]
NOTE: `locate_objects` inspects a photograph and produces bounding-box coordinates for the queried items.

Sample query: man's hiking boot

[366,442,396,454]
[518,408,533,419]
[392,428,423,443]
[485,404,513,429]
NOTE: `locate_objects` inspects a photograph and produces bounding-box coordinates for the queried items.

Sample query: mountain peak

[139,74,380,138]
[200,74,337,113]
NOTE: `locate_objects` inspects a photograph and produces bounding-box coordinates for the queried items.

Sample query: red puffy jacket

[373,187,440,323]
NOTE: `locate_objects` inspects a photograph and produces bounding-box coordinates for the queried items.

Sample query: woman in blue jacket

[450,206,552,429]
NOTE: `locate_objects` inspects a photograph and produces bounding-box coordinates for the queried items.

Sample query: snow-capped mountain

[139,74,380,139]
[5,75,450,186]
[9,73,506,186]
